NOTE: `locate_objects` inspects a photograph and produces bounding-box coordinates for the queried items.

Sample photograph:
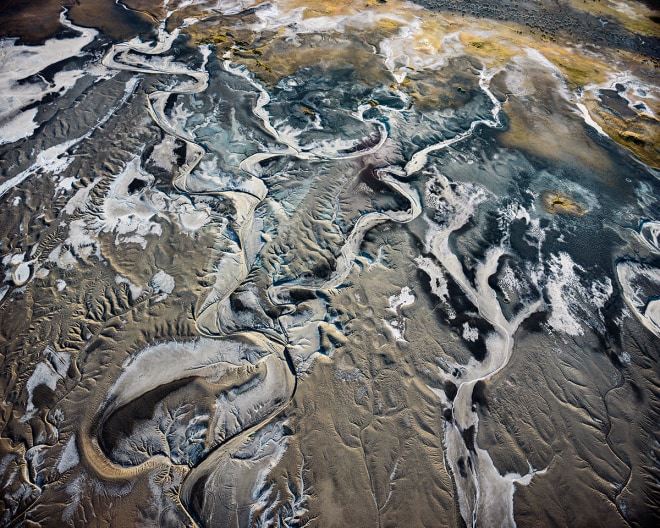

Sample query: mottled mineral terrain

[0,1,658,527]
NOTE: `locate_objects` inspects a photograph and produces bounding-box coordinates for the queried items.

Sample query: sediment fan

[0,1,658,527]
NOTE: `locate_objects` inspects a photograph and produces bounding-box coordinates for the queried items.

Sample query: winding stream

[92,6,538,527]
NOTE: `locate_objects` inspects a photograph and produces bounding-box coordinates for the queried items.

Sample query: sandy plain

[0,1,658,527]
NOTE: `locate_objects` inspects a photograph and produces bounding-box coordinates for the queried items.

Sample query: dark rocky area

[418,0,659,58]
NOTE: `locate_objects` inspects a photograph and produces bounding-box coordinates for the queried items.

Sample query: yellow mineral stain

[376,17,407,33]
[539,46,610,88]
[123,0,166,21]
[293,0,381,18]
[459,33,517,64]
[565,0,660,38]
[541,191,586,216]
[415,18,451,54]
[500,95,614,173]
[401,66,480,111]
[184,0,415,85]
[250,35,394,86]
[179,0,657,168]
[582,94,660,168]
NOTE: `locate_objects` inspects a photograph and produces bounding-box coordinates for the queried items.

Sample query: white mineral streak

[22,347,71,422]
[0,137,81,200]
[0,75,139,201]
[0,10,99,143]
[90,11,420,523]
[415,255,456,319]
[231,0,417,42]
[224,61,389,172]
[419,170,544,527]
[379,13,450,84]
[544,252,612,337]
[384,286,416,341]
[87,4,566,527]
[96,157,163,248]
[103,27,269,339]
[638,220,660,253]
[103,337,288,421]
[56,151,212,267]
[575,102,608,136]
[420,175,614,525]
[617,261,660,338]
[405,69,503,176]
[69,11,293,509]
[57,436,80,475]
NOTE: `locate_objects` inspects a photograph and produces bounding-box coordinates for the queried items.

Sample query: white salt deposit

[115,275,144,301]
[0,76,138,201]
[388,286,415,312]
[462,322,479,342]
[57,436,80,475]
[617,260,660,338]
[22,347,71,421]
[12,261,31,286]
[0,12,98,125]
[575,102,608,137]
[0,108,38,145]
[544,252,612,337]
[151,270,175,295]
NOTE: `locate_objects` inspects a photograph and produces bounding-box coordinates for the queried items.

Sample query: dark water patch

[186,472,209,524]
[21,90,66,112]
[127,178,148,194]
[456,205,505,265]
[31,384,56,411]
[520,310,549,333]
[472,380,488,410]
[543,216,621,271]
[602,285,626,350]
[173,138,187,168]
[599,89,638,120]
[462,425,476,453]
[509,218,541,262]
[163,93,178,115]
[457,456,467,477]
[445,380,458,401]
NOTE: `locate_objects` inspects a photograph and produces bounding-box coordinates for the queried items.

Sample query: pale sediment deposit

[0,1,658,527]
